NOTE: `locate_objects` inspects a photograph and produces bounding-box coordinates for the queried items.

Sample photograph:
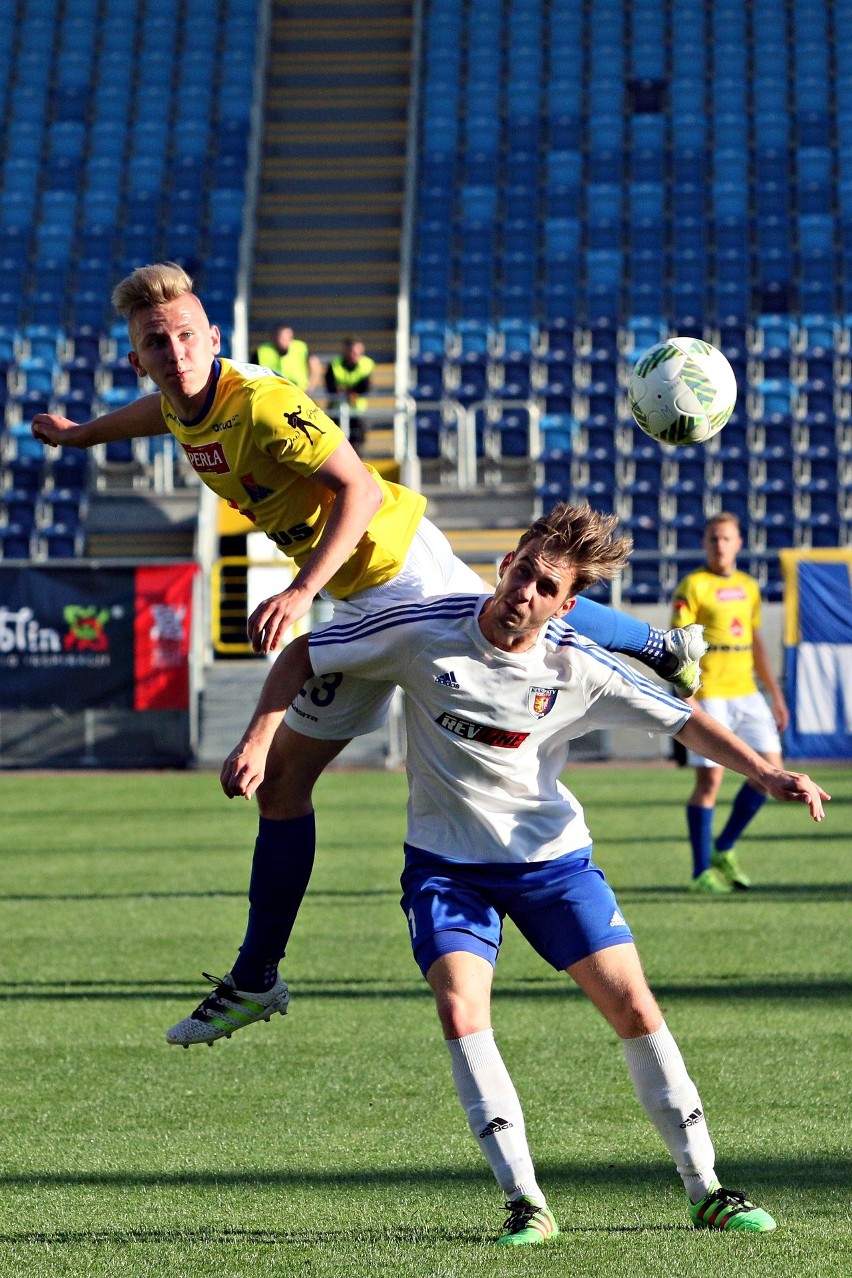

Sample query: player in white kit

[225,504,828,1245]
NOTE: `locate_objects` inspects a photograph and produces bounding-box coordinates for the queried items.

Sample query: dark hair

[515,502,632,594]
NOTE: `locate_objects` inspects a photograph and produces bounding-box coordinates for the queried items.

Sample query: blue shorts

[400,844,634,978]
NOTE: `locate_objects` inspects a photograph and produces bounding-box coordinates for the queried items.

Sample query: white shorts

[687,692,783,768]
[284,518,486,740]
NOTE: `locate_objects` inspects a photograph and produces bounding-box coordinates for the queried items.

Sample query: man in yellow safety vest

[255,324,321,393]
[324,337,375,454]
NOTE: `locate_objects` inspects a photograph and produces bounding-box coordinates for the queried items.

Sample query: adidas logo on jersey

[479,1116,513,1138]
[434,671,460,688]
[679,1108,705,1129]
[609,910,626,927]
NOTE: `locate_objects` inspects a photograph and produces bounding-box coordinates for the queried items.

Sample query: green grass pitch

[0,764,849,1278]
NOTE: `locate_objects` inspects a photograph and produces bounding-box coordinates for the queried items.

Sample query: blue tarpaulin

[781,550,852,758]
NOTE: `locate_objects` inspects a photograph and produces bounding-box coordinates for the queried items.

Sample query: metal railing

[210,555,314,656]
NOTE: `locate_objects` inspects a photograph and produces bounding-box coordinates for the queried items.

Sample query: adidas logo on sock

[435,671,460,688]
[479,1116,513,1138]
[609,910,626,927]
[679,1107,705,1129]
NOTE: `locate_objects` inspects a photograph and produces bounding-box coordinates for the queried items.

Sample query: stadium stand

[407,0,851,600]
[0,0,259,560]
[2,0,850,604]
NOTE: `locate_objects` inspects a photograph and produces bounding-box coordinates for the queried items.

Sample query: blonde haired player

[671,512,790,892]
[33,263,706,1044]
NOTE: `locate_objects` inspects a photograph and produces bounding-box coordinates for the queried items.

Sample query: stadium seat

[1,489,39,534]
[414,409,443,459]
[39,522,84,559]
[6,453,45,493]
[486,406,534,458]
[0,522,33,560]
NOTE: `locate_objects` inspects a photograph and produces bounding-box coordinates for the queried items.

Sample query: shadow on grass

[1,880,848,904]
[0,1156,845,1248]
[0,887,399,902]
[612,882,852,900]
[1,977,849,1003]
[0,1223,685,1246]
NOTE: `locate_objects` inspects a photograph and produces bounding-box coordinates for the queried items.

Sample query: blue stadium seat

[538,412,578,454]
[39,522,84,559]
[585,184,622,251]
[664,511,707,553]
[487,406,533,457]
[798,379,837,428]
[44,487,86,528]
[14,355,56,396]
[414,408,443,459]
[572,446,618,496]
[493,360,532,400]
[49,449,90,491]
[0,523,33,560]
[6,449,46,492]
[1,489,39,534]
[410,361,443,402]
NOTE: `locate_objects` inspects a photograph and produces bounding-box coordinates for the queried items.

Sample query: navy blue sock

[715,783,766,852]
[686,804,714,877]
[570,595,651,654]
[230,812,316,992]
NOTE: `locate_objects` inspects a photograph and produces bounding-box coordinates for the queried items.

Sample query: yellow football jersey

[161,359,426,599]
[671,567,762,699]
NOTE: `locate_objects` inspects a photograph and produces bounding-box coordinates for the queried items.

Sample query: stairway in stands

[250,0,413,363]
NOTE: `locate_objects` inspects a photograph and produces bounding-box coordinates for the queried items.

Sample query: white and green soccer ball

[627,337,738,446]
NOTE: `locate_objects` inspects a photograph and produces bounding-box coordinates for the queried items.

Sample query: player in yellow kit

[671,512,789,893]
[32,262,706,1046]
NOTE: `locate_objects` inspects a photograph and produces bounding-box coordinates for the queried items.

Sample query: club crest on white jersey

[528,686,558,718]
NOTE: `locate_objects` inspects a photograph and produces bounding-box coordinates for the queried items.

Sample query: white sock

[622,1022,717,1203]
[446,1029,545,1203]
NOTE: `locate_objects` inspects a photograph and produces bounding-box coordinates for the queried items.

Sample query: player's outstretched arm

[220,635,315,799]
[32,394,169,449]
[675,708,829,821]
[246,439,383,654]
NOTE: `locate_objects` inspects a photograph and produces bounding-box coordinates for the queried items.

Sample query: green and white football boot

[166,972,290,1047]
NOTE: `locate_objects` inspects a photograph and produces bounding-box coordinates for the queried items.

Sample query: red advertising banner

[134,565,198,711]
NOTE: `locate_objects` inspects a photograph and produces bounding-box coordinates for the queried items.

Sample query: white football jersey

[309,594,691,864]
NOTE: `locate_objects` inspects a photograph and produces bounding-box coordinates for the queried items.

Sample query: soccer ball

[627,338,738,446]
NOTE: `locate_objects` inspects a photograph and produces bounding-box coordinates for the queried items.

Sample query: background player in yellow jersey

[32,262,706,1046]
[671,512,790,893]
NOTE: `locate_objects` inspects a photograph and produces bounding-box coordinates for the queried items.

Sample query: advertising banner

[780,549,852,758]
[134,564,197,711]
[0,565,198,713]
[0,567,135,710]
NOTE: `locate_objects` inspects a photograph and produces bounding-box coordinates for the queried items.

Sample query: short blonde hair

[515,502,632,594]
[111,262,195,321]
[704,511,742,534]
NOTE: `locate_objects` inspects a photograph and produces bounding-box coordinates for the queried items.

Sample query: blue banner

[780,550,852,758]
[0,566,136,711]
